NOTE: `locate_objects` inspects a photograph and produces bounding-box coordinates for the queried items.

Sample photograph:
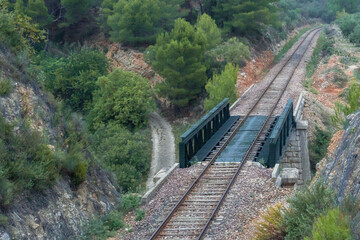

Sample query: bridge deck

[189,116,239,164]
[216,116,267,163]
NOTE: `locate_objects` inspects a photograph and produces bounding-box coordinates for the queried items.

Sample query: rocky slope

[320,111,360,238]
[0,47,120,239]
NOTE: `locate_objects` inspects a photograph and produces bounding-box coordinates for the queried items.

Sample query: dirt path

[146,112,176,189]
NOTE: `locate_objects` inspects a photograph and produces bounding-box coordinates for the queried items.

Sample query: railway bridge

[149,27,321,240]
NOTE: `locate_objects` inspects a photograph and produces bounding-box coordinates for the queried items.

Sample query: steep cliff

[320,110,360,238]
[0,47,120,239]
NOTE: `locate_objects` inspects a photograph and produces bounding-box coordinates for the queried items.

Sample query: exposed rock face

[1,166,119,239]
[106,43,162,88]
[320,110,360,239]
[0,47,120,239]
[321,110,360,200]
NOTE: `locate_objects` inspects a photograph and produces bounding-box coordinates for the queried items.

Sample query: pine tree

[151,18,208,108]
[60,0,90,26]
[106,0,183,45]
[195,13,221,50]
[206,0,280,35]
[26,0,52,28]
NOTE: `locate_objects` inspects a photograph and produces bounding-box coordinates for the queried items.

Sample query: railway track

[149,27,322,240]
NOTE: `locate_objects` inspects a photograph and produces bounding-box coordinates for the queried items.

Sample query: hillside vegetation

[0,0,360,238]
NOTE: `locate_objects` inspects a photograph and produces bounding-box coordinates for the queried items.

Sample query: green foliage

[254,203,287,240]
[106,0,183,45]
[284,181,335,240]
[42,48,109,112]
[83,210,124,239]
[204,63,238,111]
[336,13,360,44]
[0,214,8,226]
[92,124,151,192]
[60,0,90,26]
[328,0,360,19]
[0,2,46,53]
[332,81,360,127]
[277,0,301,30]
[120,194,141,212]
[0,116,60,208]
[205,37,250,74]
[307,208,352,240]
[205,0,280,35]
[26,0,52,28]
[150,18,207,108]
[195,13,222,50]
[72,161,88,186]
[135,209,146,221]
[0,78,13,96]
[88,69,154,130]
[308,126,332,172]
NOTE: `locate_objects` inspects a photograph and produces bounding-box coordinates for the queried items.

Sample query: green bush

[204,63,239,111]
[0,116,60,208]
[205,37,250,75]
[120,194,141,213]
[308,126,332,172]
[41,48,109,112]
[135,209,146,221]
[88,69,155,130]
[332,81,360,127]
[0,78,13,96]
[0,3,45,53]
[0,214,8,227]
[82,210,124,240]
[92,123,151,192]
[254,204,287,240]
[306,208,352,240]
[72,161,88,187]
[106,0,183,46]
[284,181,335,240]
[336,13,360,38]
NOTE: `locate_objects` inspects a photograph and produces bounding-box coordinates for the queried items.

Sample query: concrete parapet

[142,163,179,204]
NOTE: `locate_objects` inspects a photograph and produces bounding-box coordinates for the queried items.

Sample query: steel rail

[197,27,323,240]
[149,27,322,240]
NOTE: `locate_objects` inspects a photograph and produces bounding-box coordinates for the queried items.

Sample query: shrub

[88,69,155,130]
[306,208,352,240]
[0,116,61,208]
[120,194,141,213]
[92,123,151,192]
[106,0,183,46]
[102,210,124,231]
[332,81,360,127]
[0,78,13,96]
[135,209,146,221]
[42,48,109,112]
[205,37,250,74]
[308,126,332,172]
[72,161,88,187]
[0,214,8,227]
[284,181,335,240]
[254,204,287,240]
[0,2,45,53]
[204,63,239,111]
